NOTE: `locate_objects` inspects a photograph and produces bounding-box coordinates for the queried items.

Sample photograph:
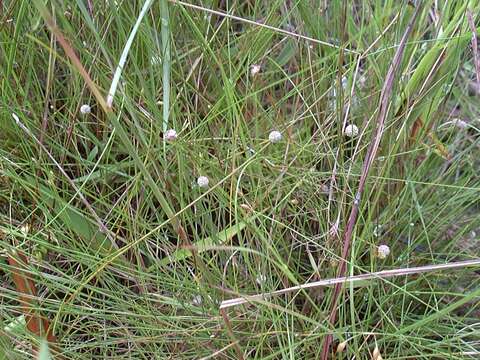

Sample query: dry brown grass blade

[467,10,480,87]
[409,117,424,144]
[7,251,58,356]
[320,5,422,359]
[219,258,480,309]
[219,309,245,360]
[409,117,452,160]
[33,0,109,113]
[39,29,56,146]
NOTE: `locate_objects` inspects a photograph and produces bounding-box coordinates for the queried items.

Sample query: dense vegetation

[1,1,479,358]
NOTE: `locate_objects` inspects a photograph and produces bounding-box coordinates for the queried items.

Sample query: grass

[1,0,480,359]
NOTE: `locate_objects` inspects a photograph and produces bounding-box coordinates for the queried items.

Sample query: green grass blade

[160,0,171,139]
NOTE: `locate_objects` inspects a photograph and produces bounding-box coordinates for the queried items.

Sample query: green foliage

[38,341,53,360]
[0,0,479,359]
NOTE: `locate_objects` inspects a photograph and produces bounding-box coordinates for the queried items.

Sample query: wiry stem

[320,5,422,359]
[219,258,480,309]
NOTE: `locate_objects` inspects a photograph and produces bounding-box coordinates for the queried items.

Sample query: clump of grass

[1,1,480,359]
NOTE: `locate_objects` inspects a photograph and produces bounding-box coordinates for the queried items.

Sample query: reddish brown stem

[219,309,245,360]
[320,6,421,359]
[467,11,480,87]
[8,251,58,356]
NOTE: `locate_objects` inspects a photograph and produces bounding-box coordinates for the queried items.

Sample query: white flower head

[268,130,282,143]
[197,176,209,189]
[192,295,202,306]
[344,124,359,138]
[376,244,390,259]
[250,64,261,76]
[80,104,91,115]
[164,129,177,142]
[452,118,467,129]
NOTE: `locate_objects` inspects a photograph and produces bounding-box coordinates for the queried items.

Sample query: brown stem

[8,251,58,356]
[467,10,480,87]
[320,6,422,359]
[219,309,244,360]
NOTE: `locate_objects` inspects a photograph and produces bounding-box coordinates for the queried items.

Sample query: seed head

[336,341,347,353]
[164,129,177,141]
[197,176,209,189]
[377,244,390,259]
[80,104,91,115]
[344,124,359,138]
[268,130,282,143]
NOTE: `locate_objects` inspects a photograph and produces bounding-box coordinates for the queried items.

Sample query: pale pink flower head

[80,104,91,115]
[376,244,390,259]
[164,129,177,142]
[197,176,209,189]
[250,64,261,76]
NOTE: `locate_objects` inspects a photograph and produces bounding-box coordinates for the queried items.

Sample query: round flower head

[452,118,467,129]
[250,64,261,76]
[164,129,177,142]
[80,104,91,115]
[376,244,390,259]
[197,176,209,189]
[344,124,359,138]
[268,130,282,143]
